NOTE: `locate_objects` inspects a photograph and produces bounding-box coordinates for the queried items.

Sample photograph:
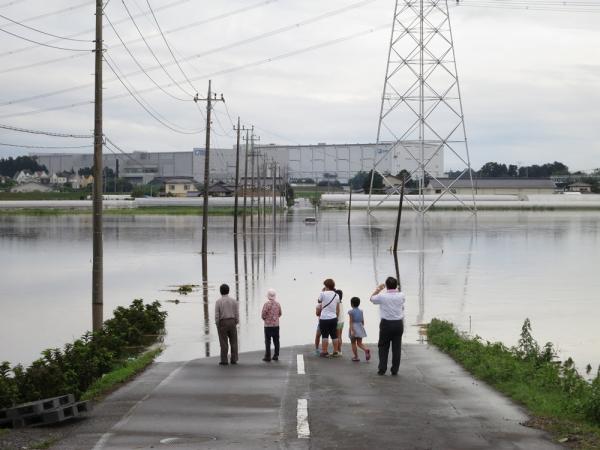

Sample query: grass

[80,347,162,402]
[427,319,600,449]
[0,192,87,201]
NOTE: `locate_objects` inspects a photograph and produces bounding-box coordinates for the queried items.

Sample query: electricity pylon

[368,0,476,214]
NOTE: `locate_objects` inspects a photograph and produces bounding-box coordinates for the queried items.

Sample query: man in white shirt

[370,276,405,375]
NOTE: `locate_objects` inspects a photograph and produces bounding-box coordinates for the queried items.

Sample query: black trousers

[378,319,404,374]
[264,326,280,358]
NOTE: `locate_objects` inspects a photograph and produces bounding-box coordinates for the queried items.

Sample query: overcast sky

[0,0,598,172]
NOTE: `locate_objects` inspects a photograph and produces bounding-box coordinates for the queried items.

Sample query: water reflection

[2,211,600,372]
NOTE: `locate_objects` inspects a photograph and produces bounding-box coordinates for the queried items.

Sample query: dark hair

[220,283,230,295]
[335,289,343,301]
[385,276,398,290]
[323,278,335,290]
[350,297,360,308]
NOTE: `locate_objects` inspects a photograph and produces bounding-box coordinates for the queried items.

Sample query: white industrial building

[34,141,444,185]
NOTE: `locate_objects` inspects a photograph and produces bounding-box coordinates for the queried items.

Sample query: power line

[0,99,93,119]
[0,141,93,149]
[105,12,189,102]
[104,54,203,134]
[0,122,93,138]
[0,0,29,8]
[119,0,193,98]
[0,26,93,51]
[144,0,197,95]
[0,0,191,58]
[0,12,93,42]
[0,52,88,74]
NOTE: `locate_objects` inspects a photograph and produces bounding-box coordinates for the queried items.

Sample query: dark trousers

[264,326,280,358]
[378,319,404,374]
[217,318,238,363]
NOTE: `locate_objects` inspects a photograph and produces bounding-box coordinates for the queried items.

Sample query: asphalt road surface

[53,344,564,450]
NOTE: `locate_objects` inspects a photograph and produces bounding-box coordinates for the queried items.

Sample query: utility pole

[194,80,224,262]
[242,128,251,233]
[262,157,267,228]
[250,132,260,229]
[272,160,276,228]
[233,118,245,236]
[92,0,104,332]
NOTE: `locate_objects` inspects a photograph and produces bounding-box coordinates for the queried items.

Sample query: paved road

[54,344,563,450]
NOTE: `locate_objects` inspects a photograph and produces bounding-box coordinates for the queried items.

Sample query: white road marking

[297,399,310,439]
[296,354,305,375]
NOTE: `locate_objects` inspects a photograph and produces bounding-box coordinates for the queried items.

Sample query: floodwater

[1,210,599,373]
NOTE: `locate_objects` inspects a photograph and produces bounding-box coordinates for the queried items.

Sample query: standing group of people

[214,276,405,376]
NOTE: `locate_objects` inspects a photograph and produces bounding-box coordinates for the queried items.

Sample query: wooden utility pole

[194,80,224,261]
[233,118,244,236]
[262,157,267,228]
[92,0,104,332]
[272,160,276,228]
[347,187,353,225]
[242,128,250,233]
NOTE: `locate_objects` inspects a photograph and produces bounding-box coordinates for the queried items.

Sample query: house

[10,182,55,193]
[13,170,34,184]
[566,182,592,193]
[50,172,69,185]
[207,181,234,197]
[425,178,557,196]
[162,178,199,197]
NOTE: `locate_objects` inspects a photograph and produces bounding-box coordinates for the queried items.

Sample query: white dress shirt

[370,289,405,320]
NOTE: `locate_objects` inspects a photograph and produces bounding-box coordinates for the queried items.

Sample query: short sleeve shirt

[318,291,339,320]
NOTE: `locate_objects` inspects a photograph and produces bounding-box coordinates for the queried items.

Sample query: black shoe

[231,361,237,365]
[391,371,398,376]
[377,371,385,376]
[262,357,271,362]
[272,355,279,361]
[219,362,228,366]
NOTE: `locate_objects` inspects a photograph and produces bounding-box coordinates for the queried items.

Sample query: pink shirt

[261,299,282,327]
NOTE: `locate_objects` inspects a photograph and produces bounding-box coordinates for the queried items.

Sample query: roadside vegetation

[428,318,600,449]
[0,299,167,409]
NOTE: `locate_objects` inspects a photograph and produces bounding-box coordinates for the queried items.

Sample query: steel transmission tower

[368,0,476,214]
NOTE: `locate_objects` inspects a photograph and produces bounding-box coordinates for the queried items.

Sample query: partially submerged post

[392,177,405,253]
[233,117,242,235]
[347,187,352,226]
[272,160,276,229]
[242,129,250,233]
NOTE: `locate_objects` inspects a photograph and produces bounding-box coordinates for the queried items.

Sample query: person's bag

[316,292,337,317]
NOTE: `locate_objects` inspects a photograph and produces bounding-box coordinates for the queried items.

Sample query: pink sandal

[365,349,371,361]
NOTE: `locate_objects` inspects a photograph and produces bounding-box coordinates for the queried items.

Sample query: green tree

[0,156,47,177]
[478,162,508,178]
[361,170,384,194]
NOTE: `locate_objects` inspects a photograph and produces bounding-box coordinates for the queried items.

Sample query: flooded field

[1,210,599,372]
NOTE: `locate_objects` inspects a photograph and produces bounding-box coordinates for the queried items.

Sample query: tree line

[0,156,47,177]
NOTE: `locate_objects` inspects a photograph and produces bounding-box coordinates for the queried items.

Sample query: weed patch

[428,318,600,448]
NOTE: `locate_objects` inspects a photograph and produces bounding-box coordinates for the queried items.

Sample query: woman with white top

[316,278,340,357]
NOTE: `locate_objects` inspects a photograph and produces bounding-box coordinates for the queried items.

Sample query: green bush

[428,318,600,426]
[0,300,166,409]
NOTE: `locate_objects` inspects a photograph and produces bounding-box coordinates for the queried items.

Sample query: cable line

[105,13,190,102]
[104,54,202,134]
[0,27,93,51]
[0,12,93,42]
[120,0,193,98]
[0,123,93,138]
[144,0,197,94]
[0,0,191,58]
[0,141,93,149]
[0,0,29,8]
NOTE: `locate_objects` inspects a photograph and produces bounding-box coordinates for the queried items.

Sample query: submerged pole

[392,177,405,253]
